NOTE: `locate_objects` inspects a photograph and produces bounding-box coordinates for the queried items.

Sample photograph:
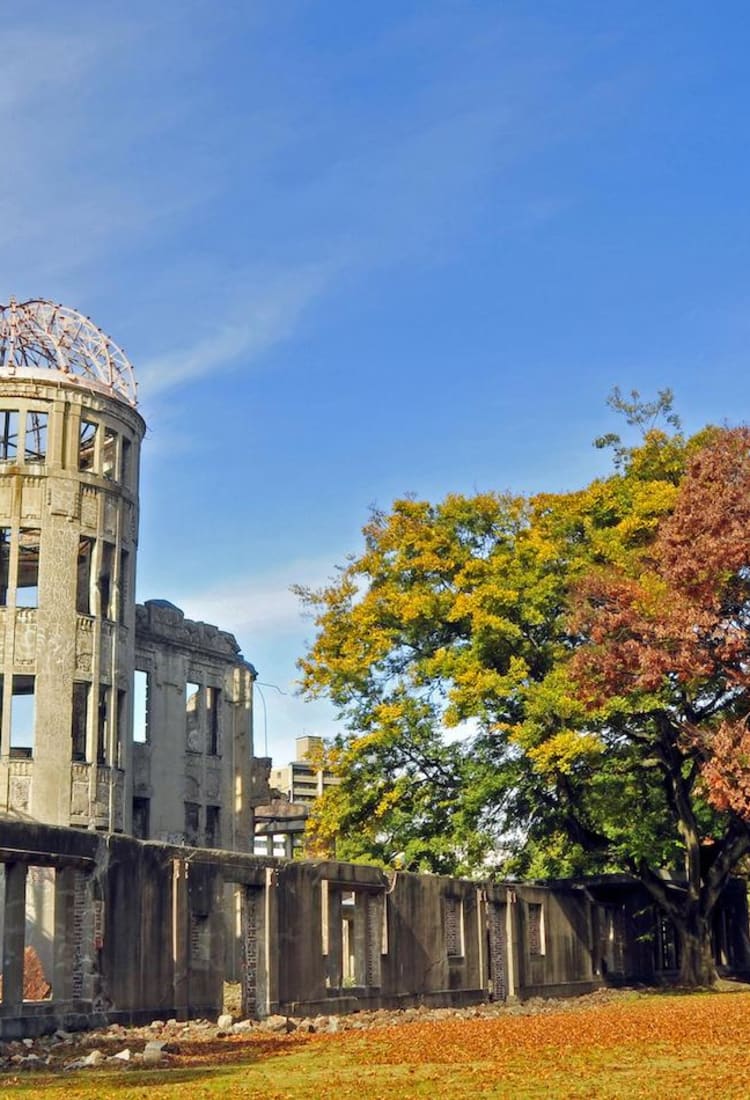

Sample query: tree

[297,412,750,985]
[551,426,750,984]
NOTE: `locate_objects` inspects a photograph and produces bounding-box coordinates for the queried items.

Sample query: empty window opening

[118,549,129,624]
[446,896,465,957]
[24,866,55,1002]
[76,537,94,615]
[16,529,40,608]
[24,412,47,463]
[205,805,221,848]
[207,686,220,755]
[71,682,89,762]
[79,420,97,472]
[102,427,117,480]
[0,527,9,606]
[98,543,114,620]
[527,902,545,956]
[0,411,18,460]
[184,801,200,846]
[121,437,132,487]
[132,797,150,840]
[341,892,357,986]
[186,681,201,752]
[116,689,126,767]
[10,676,35,759]
[133,671,149,743]
[96,686,109,764]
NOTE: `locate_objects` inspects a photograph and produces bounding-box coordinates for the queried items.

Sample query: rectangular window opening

[97,686,109,765]
[24,412,47,463]
[116,688,126,767]
[0,527,10,606]
[98,543,114,620]
[118,549,129,624]
[79,420,97,472]
[132,797,150,840]
[10,675,35,759]
[121,437,132,487]
[102,427,117,480]
[207,686,220,755]
[205,805,221,848]
[0,411,18,461]
[184,801,200,846]
[71,681,89,762]
[133,670,149,743]
[76,537,94,615]
[186,680,201,752]
[16,529,40,608]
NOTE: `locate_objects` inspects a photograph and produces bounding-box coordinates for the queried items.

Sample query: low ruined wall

[1,819,748,1037]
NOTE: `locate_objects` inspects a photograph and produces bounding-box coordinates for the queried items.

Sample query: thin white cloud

[162,554,337,642]
[137,261,335,400]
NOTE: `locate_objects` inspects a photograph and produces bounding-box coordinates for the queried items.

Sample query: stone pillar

[172,858,189,1018]
[2,862,27,1006]
[52,866,76,1001]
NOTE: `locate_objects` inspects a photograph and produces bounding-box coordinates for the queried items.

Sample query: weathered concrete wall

[0,378,145,833]
[2,819,748,1038]
[133,600,262,853]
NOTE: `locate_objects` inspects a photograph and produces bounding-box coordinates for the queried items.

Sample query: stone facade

[0,302,266,852]
[132,599,259,851]
[0,373,145,832]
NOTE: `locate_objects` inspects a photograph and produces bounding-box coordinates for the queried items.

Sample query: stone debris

[0,986,653,1076]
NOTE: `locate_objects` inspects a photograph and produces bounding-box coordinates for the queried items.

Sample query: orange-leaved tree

[568,426,750,985]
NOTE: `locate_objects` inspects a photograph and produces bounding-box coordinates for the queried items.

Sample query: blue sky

[2,2,750,763]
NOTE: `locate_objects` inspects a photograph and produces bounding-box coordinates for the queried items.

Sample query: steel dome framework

[0,298,137,406]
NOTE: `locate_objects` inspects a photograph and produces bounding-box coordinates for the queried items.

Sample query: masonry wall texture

[1,820,749,1038]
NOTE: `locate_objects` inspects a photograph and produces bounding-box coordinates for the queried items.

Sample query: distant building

[254,735,339,857]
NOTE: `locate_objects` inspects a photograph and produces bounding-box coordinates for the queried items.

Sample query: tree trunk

[676,911,717,988]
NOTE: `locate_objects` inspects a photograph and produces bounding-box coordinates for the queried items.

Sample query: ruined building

[0,298,265,847]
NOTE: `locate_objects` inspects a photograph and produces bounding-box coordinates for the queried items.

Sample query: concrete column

[2,862,27,1006]
[53,866,76,1001]
[171,859,189,1018]
[264,866,279,1014]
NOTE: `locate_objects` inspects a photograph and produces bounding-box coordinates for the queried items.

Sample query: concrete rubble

[0,987,644,1075]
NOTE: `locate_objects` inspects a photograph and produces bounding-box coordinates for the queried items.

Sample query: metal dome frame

[0,298,137,406]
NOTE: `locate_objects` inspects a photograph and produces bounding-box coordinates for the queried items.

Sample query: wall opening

[96,686,109,764]
[207,686,220,756]
[133,671,149,743]
[76,537,94,615]
[205,805,221,848]
[102,427,117,480]
[184,802,200,846]
[0,528,9,606]
[118,549,129,624]
[121,437,132,487]
[132,797,150,839]
[79,420,97,472]
[0,411,18,461]
[71,682,89,762]
[24,412,47,463]
[16,529,40,608]
[10,676,35,759]
[98,543,114,620]
[186,681,201,752]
